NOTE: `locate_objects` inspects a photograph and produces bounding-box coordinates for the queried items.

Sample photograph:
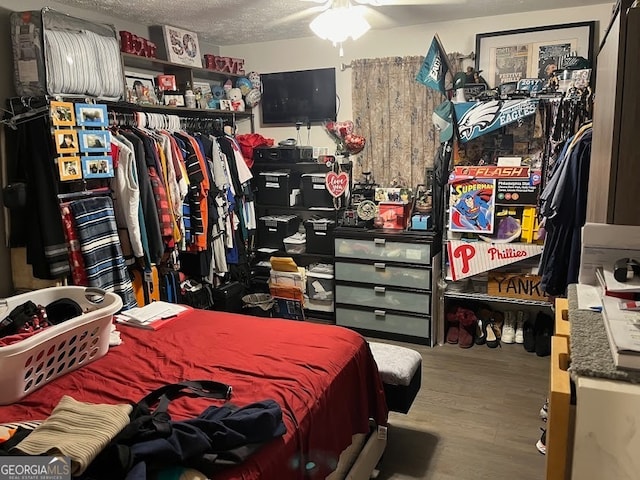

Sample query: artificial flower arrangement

[323,120,366,156]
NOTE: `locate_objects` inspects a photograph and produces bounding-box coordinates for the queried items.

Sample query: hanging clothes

[16,117,70,279]
[538,125,593,297]
[122,132,164,265]
[69,197,137,310]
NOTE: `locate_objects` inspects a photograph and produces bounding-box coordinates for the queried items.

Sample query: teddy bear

[227,87,245,112]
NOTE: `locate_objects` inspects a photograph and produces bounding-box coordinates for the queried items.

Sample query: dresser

[334,228,439,345]
[547,286,640,480]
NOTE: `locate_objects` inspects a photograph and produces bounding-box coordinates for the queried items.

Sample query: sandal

[486,322,501,349]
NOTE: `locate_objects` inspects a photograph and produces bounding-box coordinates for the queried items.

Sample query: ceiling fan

[289,0,462,55]
[276,0,465,33]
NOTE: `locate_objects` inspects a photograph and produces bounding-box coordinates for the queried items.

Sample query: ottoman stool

[369,342,422,414]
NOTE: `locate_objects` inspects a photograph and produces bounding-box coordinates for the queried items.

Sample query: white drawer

[335,237,431,265]
[336,284,430,315]
[335,262,430,290]
[336,307,429,339]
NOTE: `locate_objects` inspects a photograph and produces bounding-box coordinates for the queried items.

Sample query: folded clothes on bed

[13,395,132,475]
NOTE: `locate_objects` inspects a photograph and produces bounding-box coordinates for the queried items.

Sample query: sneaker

[515,311,527,344]
[539,398,549,421]
[536,428,547,455]
[502,311,516,343]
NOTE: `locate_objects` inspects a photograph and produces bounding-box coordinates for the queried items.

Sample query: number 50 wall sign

[160,25,203,68]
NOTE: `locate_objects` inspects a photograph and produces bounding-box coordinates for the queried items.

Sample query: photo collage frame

[50,101,113,182]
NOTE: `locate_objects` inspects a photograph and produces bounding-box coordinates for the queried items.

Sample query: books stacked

[115,301,188,330]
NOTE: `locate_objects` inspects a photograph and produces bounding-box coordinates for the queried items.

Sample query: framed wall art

[78,130,111,153]
[160,25,203,68]
[58,156,82,181]
[82,156,114,179]
[163,92,185,107]
[475,21,595,88]
[50,101,76,127]
[75,103,109,127]
[54,129,79,154]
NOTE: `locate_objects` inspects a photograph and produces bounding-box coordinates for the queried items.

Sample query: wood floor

[372,340,550,480]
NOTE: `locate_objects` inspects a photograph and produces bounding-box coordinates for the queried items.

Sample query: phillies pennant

[447,239,543,281]
[416,34,451,95]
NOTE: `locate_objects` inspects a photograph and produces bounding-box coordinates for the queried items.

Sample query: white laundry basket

[0,286,122,405]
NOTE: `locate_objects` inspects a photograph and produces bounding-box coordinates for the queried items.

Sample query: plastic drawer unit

[334,228,438,345]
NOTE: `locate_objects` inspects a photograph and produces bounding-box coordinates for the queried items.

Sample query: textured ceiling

[52,0,607,46]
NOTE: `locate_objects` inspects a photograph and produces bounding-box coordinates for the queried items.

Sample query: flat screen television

[260,68,337,125]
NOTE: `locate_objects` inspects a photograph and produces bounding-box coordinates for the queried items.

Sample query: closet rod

[340,51,475,71]
[57,187,111,202]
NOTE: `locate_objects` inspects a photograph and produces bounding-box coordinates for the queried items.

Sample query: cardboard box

[487,272,548,302]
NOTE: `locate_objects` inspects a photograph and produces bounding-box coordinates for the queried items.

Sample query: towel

[14,396,132,475]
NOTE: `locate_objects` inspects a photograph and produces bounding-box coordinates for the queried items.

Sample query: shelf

[444,290,552,307]
[255,249,335,261]
[121,53,246,80]
[256,204,337,212]
[104,100,252,119]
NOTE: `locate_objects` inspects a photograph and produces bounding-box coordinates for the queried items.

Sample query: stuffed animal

[227,87,245,112]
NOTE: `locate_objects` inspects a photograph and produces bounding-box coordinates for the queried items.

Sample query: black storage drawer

[256,171,299,206]
[301,173,334,208]
[305,218,336,255]
[257,215,301,249]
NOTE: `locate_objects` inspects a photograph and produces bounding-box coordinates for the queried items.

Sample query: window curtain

[351,54,461,188]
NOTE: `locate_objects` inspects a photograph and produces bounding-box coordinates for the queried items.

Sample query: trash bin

[242,293,274,317]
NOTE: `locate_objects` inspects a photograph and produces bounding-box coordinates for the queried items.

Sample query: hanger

[57,186,111,202]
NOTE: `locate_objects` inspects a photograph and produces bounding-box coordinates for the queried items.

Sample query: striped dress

[69,197,136,310]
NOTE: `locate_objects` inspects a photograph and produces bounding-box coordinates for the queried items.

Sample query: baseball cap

[432,101,454,143]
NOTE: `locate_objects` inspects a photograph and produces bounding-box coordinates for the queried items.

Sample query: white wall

[221,3,614,150]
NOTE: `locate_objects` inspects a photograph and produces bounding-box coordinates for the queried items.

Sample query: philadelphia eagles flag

[416,34,452,95]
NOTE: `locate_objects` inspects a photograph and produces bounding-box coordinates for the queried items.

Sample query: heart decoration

[326,171,349,198]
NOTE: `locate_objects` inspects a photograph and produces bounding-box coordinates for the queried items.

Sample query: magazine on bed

[115,301,188,330]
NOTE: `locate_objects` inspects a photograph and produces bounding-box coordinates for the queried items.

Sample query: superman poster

[449,179,496,234]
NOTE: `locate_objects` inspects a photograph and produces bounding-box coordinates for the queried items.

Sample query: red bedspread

[0,310,387,479]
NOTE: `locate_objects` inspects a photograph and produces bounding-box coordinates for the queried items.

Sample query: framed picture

[54,129,79,154]
[50,101,75,127]
[475,22,595,88]
[58,156,82,182]
[161,25,203,68]
[163,91,185,107]
[449,178,496,234]
[82,156,114,179]
[219,99,233,111]
[75,103,109,127]
[125,72,159,105]
[78,130,111,153]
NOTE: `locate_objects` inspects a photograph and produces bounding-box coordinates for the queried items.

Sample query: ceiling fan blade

[269,4,329,27]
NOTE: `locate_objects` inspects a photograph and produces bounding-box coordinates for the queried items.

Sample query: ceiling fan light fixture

[309,3,371,46]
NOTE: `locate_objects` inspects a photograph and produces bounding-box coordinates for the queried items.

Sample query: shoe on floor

[535,312,554,357]
[540,398,549,421]
[446,310,460,344]
[491,310,504,339]
[523,319,536,352]
[515,311,527,344]
[536,428,547,455]
[486,322,501,349]
[502,311,516,344]
[457,308,477,349]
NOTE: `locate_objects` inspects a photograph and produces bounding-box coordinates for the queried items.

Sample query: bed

[0,307,388,479]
